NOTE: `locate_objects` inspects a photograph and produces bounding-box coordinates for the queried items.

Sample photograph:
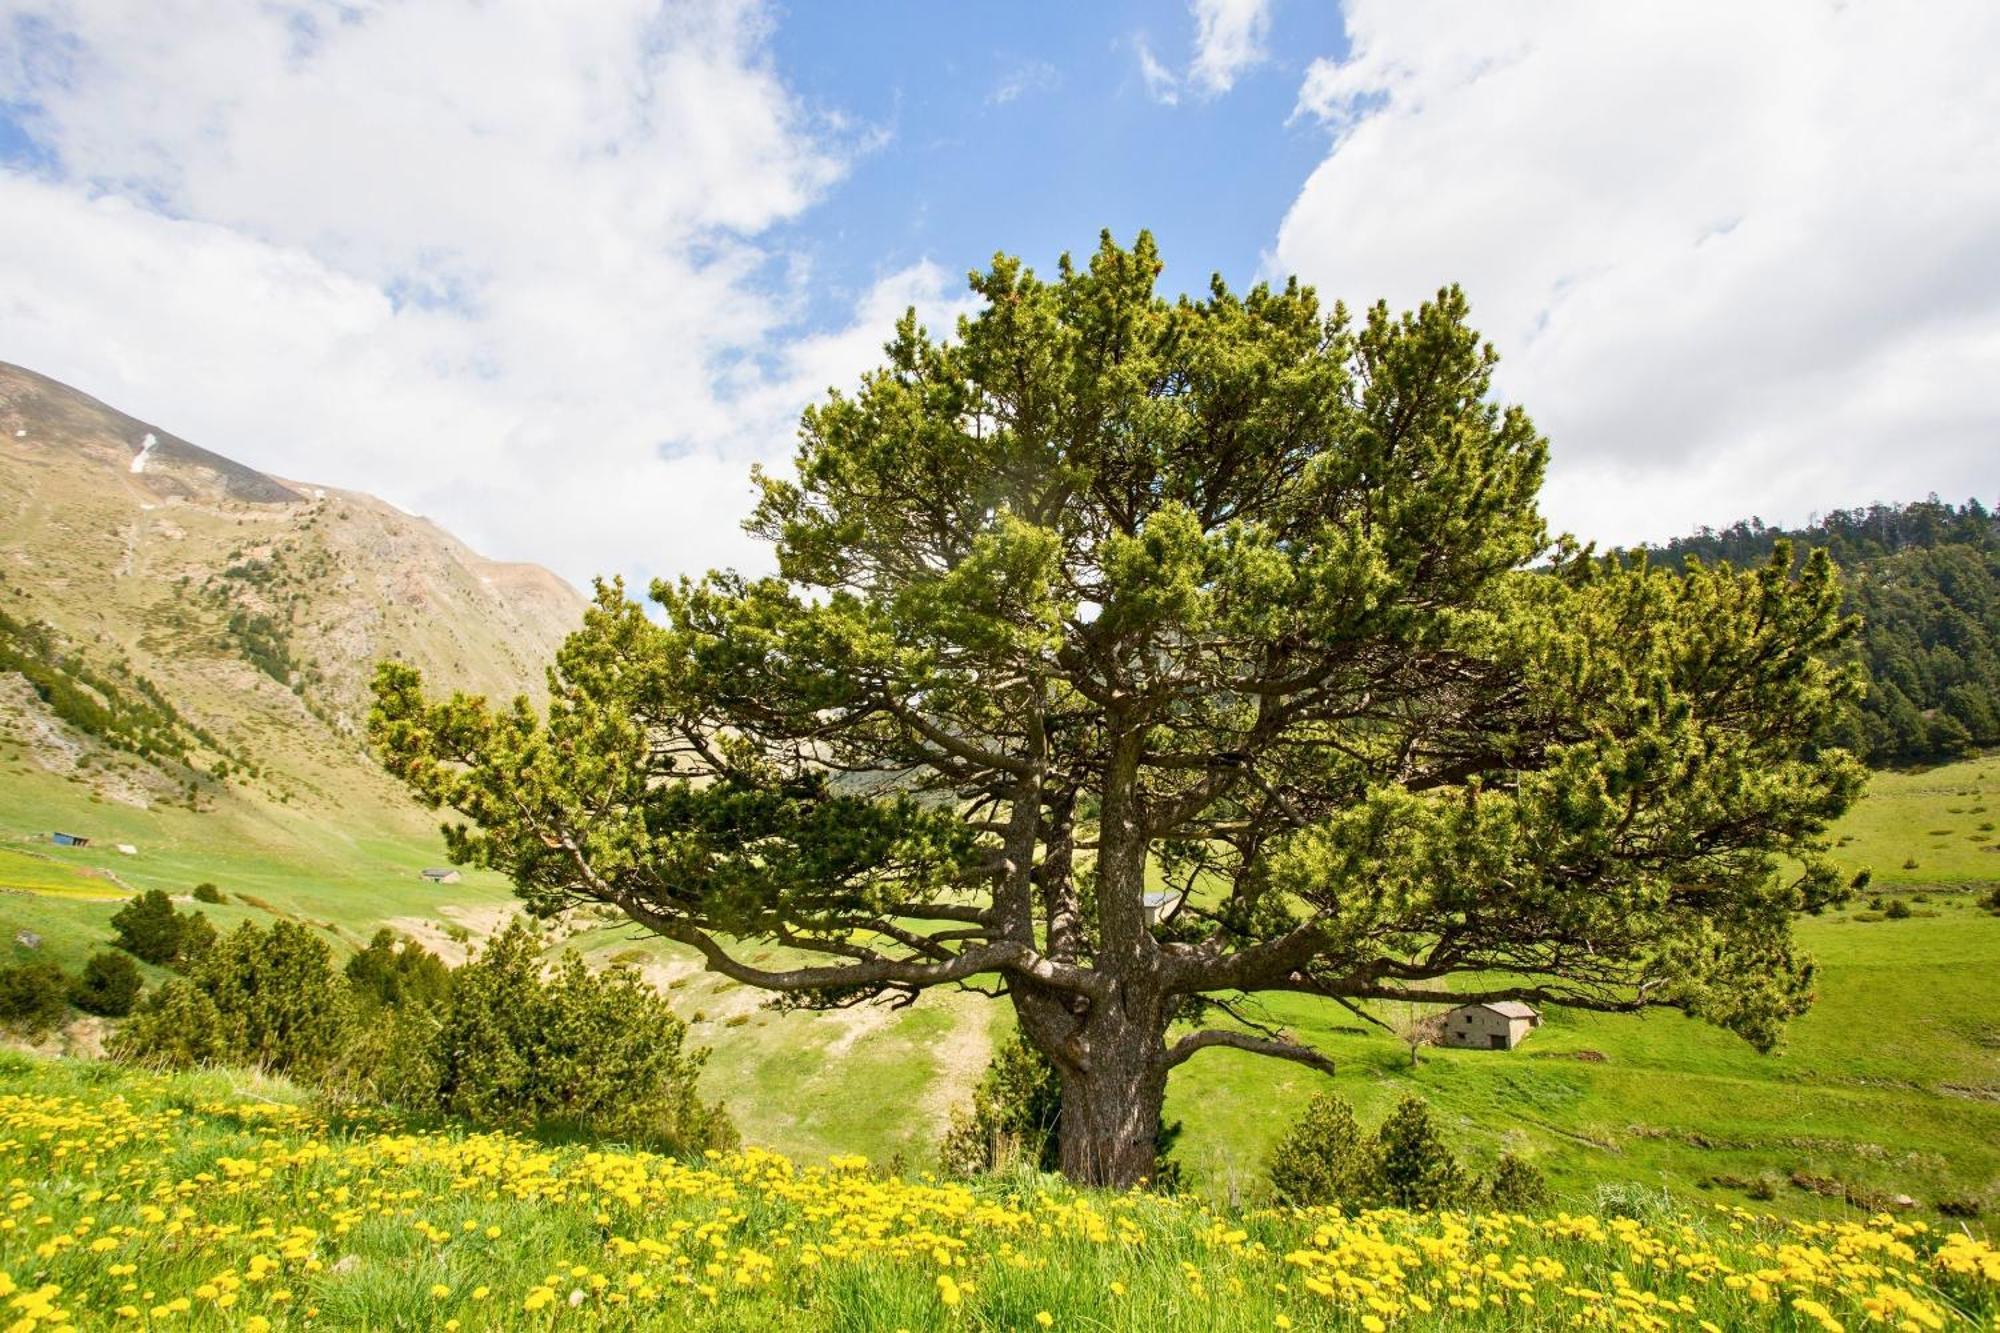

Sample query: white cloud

[991,59,1058,107]
[1136,39,1181,106]
[0,0,943,589]
[1136,0,1272,104]
[1277,1,2000,547]
[1189,0,1272,96]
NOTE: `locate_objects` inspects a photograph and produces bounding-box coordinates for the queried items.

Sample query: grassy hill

[8,748,1998,1221]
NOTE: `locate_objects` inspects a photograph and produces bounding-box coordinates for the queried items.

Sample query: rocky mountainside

[0,360,586,817]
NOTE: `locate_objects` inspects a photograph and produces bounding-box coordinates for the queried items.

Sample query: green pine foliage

[1372,1097,1472,1210]
[69,951,143,1018]
[1642,497,2000,764]
[415,921,735,1153]
[1485,1153,1554,1210]
[0,962,71,1037]
[108,890,215,971]
[344,928,453,1011]
[114,921,355,1080]
[1265,1093,1371,1208]
[1266,1094,1546,1213]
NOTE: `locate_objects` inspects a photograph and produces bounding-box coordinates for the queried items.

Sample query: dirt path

[913,997,995,1134]
[382,902,521,965]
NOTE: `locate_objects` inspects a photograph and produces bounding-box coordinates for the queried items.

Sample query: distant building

[1440,1001,1541,1051]
[50,832,90,847]
[1141,891,1180,928]
[420,868,462,884]
[13,930,41,950]
[115,843,138,856]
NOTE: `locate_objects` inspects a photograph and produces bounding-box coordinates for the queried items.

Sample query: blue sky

[1,2,1996,588]
[765,1,1346,321]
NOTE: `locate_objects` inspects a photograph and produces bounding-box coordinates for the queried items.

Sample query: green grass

[0,762,515,969]
[0,846,126,899]
[2,1055,1993,1331]
[1828,757,2000,887]
[4,746,1999,1225]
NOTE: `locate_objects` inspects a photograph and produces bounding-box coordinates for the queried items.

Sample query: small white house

[420,868,462,885]
[1141,891,1181,928]
[1441,1001,1540,1051]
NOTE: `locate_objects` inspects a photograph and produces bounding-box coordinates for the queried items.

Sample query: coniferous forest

[1639,497,2000,764]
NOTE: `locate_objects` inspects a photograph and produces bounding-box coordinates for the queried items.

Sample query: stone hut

[1440,1000,1540,1050]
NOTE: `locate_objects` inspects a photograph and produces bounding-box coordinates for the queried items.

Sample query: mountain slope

[0,360,586,818]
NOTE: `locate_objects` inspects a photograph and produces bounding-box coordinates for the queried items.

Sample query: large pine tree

[373,233,1863,1187]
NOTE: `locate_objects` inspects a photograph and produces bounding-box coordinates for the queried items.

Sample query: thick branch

[1161,1028,1339,1076]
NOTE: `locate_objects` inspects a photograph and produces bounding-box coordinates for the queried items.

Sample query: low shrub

[191,882,224,904]
[1373,1096,1471,1210]
[419,921,735,1153]
[1885,898,1913,919]
[345,928,452,1011]
[1485,1153,1553,1210]
[1265,1094,1494,1212]
[1266,1093,1370,1208]
[939,1036,1065,1178]
[69,951,142,1017]
[114,921,354,1079]
[0,962,70,1037]
[110,890,216,970]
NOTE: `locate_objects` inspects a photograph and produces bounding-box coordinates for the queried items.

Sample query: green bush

[1485,1153,1553,1210]
[110,890,215,970]
[939,1035,1063,1177]
[0,962,70,1037]
[1885,898,1913,920]
[191,882,224,904]
[1265,1094,1481,1212]
[113,921,355,1079]
[1266,1093,1370,1209]
[1372,1096,1471,1210]
[345,929,453,1011]
[70,951,142,1017]
[420,921,734,1152]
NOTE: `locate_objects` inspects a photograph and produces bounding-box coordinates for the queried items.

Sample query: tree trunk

[1053,992,1170,1189]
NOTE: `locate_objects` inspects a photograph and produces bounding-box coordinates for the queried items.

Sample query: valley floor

[2,1056,1995,1331]
[4,756,1999,1222]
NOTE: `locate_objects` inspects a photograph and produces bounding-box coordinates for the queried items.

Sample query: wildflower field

[1,1058,1994,1331]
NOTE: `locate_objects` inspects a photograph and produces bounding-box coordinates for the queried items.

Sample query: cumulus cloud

[1277,1,2000,547]
[1188,0,1272,96]
[0,0,948,588]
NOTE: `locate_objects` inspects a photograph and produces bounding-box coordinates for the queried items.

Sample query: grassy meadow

[3,750,1999,1226]
[2,1056,1995,1331]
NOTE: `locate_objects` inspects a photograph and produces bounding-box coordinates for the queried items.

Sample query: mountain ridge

[0,359,587,822]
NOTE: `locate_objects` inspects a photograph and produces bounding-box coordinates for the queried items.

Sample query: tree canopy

[372,231,1863,1186]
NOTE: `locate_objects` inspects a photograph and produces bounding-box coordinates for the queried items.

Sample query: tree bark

[1055,1007,1169,1188]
